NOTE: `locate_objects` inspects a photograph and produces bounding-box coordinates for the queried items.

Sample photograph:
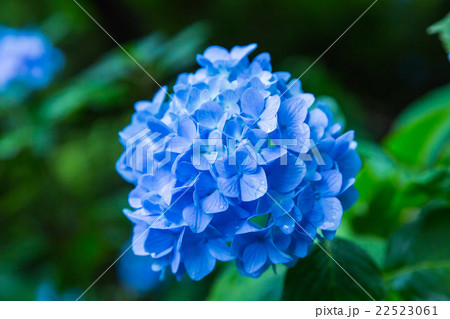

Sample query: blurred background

[0,0,449,300]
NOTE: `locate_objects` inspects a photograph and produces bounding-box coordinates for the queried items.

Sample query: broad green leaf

[383,84,450,168]
[384,202,450,300]
[338,220,387,268]
[208,263,287,301]
[283,238,385,301]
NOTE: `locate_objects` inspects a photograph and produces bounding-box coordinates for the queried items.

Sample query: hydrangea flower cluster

[116,44,361,280]
[0,26,63,93]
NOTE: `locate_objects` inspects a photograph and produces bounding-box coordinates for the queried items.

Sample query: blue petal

[201,190,229,213]
[322,230,336,241]
[335,131,355,150]
[314,169,343,197]
[270,192,295,218]
[224,117,246,139]
[242,242,267,274]
[219,89,240,114]
[308,107,328,141]
[131,223,150,256]
[340,177,356,194]
[116,152,138,184]
[171,228,185,273]
[260,147,285,164]
[172,152,198,183]
[146,117,172,136]
[278,95,308,127]
[258,95,280,133]
[239,151,258,175]
[236,259,269,278]
[192,152,212,171]
[182,204,213,233]
[167,136,192,153]
[218,89,238,104]
[317,197,343,231]
[194,172,216,197]
[296,185,316,217]
[207,239,234,262]
[144,229,177,258]
[338,185,359,210]
[215,156,239,178]
[274,71,290,82]
[337,148,362,181]
[292,237,311,258]
[196,46,229,67]
[177,115,197,139]
[183,244,216,281]
[282,123,310,153]
[196,101,226,134]
[240,87,264,119]
[140,169,175,193]
[267,152,306,193]
[256,195,271,215]
[240,168,267,202]
[134,100,153,113]
[152,86,167,106]
[266,240,292,264]
[203,46,229,60]
[230,43,257,62]
[274,213,296,235]
[254,52,272,71]
[301,93,315,108]
[187,87,209,113]
[217,175,240,198]
[128,186,145,208]
[124,208,158,225]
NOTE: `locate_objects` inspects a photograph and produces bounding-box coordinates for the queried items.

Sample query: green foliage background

[0,0,449,300]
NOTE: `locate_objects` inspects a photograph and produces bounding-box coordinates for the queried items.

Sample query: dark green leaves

[384,202,450,300]
[283,238,385,301]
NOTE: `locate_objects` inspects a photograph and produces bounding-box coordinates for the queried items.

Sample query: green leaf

[428,12,450,53]
[384,202,450,300]
[394,167,450,210]
[283,238,385,301]
[383,84,450,168]
[348,140,404,236]
[208,263,287,301]
[338,221,387,268]
[0,126,33,159]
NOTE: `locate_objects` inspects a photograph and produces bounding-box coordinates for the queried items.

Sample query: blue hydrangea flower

[117,44,361,280]
[0,26,63,93]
